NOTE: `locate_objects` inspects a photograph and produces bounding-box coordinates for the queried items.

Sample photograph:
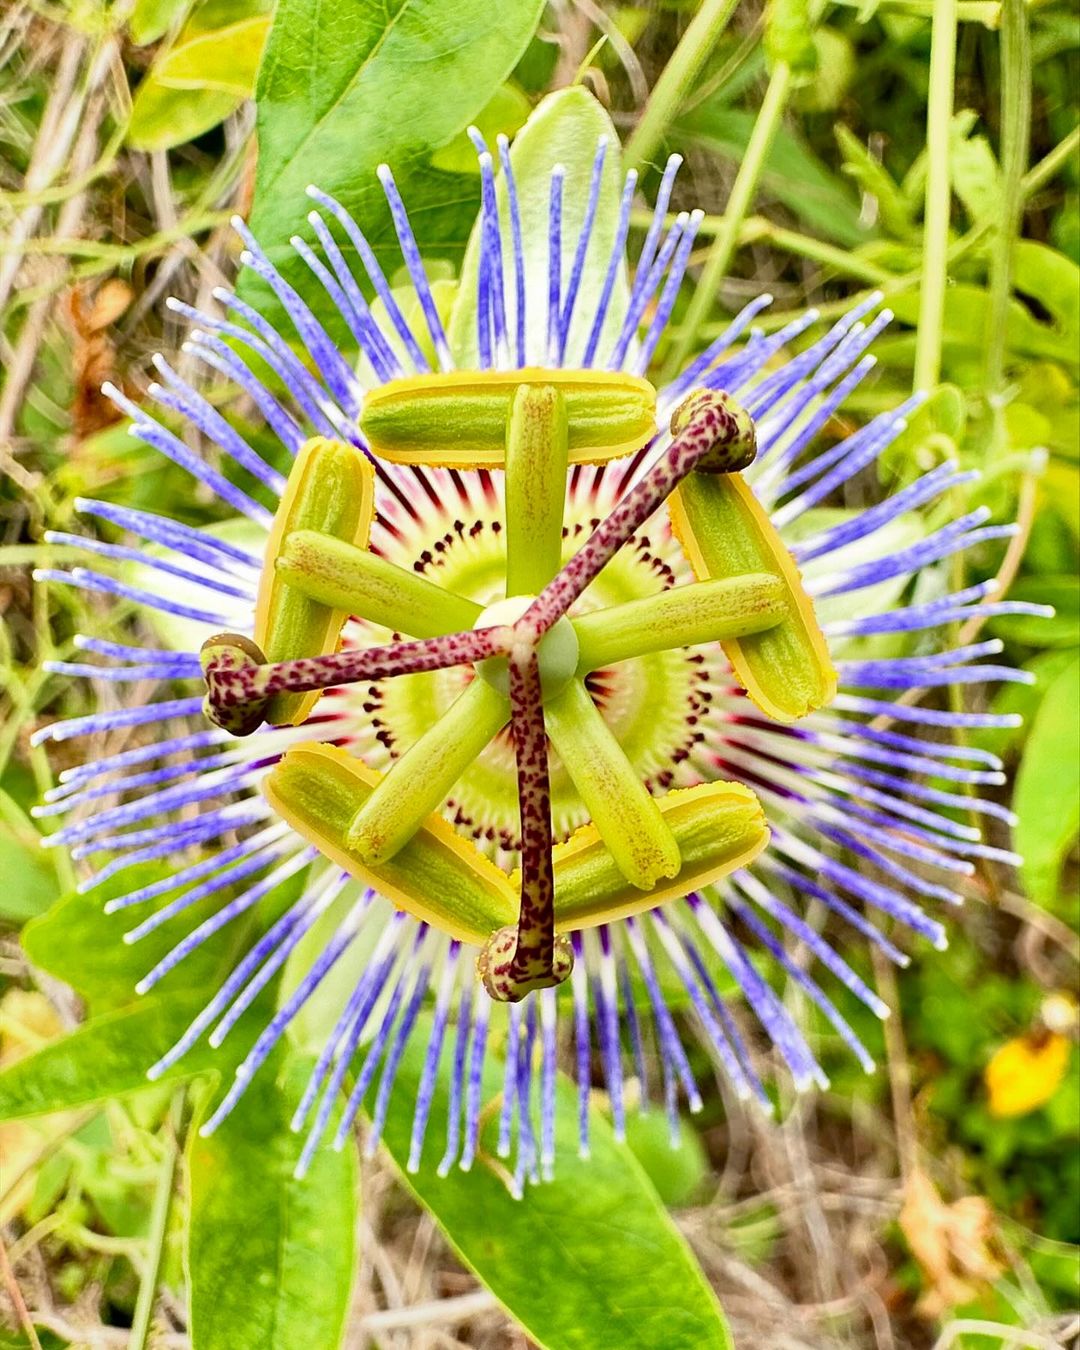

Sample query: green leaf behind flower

[187,1050,357,1350]
[243,0,546,335]
[449,86,632,369]
[375,1036,732,1350]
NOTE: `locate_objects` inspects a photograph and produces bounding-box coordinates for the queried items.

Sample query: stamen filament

[504,384,569,595]
[277,529,482,638]
[346,679,508,864]
[545,678,681,891]
[573,573,788,672]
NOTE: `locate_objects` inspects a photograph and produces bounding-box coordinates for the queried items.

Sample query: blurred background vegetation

[0,0,1077,1347]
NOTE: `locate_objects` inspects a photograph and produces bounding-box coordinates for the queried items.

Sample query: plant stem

[697,221,991,336]
[1023,126,1079,198]
[633,209,894,285]
[913,0,958,393]
[129,1090,185,1350]
[984,0,1032,397]
[624,0,740,173]
[660,61,794,382]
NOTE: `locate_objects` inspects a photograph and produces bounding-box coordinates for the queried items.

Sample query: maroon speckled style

[200,625,510,736]
[477,649,572,1002]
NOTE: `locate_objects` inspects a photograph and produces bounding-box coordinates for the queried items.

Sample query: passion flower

[34,91,1046,1194]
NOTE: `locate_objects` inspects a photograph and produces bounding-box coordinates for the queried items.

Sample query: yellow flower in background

[985,1032,1071,1118]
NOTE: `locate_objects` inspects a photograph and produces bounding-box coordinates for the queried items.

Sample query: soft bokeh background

[0,1,1077,1347]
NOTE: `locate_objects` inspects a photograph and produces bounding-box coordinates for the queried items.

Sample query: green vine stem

[129,1089,185,1350]
[912,0,958,393]
[984,0,1032,400]
[624,0,740,173]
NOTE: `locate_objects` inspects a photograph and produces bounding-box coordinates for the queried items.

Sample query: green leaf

[431,83,531,176]
[0,996,220,1120]
[244,0,545,332]
[129,0,190,46]
[449,86,631,369]
[624,1110,709,1208]
[678,105,868,247]
[23,864,258,1016]
[949,118,1001,227]
[127,78,242,152]
[378,1038,731,1350]
[127,0,274,147]
[792,28,855,113]
[834,123,915,240]
[1015,654,1080,906]
[0,829,57,922]
[764,0,817,76]
[187,1050,356,1350]
[888,286,1080,373]
[1013,241,1080,352]
[155,15,270,96]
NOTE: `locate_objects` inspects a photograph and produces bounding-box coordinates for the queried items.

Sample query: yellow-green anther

[265,742,517,944]
[545,678,681,892]
[276,530,482,638]
[573,573,788,672]
[504,384,569,596]
[670,472,836,723]
[255,438,375,727]
[345,679,508,864]
[543,780,769,930]
[360,368,657,467]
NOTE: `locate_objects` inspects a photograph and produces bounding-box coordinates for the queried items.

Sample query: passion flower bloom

[34,93,1045,1192]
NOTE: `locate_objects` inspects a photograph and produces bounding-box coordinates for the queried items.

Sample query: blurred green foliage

[0,0,1077,1347]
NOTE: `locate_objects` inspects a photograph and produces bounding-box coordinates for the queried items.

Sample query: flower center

[473,595,578,702]
[200,377,829,989]
[357,502,708,855]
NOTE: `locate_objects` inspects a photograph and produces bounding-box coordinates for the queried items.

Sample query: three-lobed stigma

[201,373,832,1001]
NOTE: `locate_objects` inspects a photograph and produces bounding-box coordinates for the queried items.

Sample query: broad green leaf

[888,286,1080,373]
[431,83,531,176]
[187,1050,356,1350]
[378,1038,732,1350]
[127,79,241,152]
[23,864,259,1016]
[1013,241,1080,351]
[0,996,222,1120]
[127,0,274,147]
[0,830,57,922]
[974,647,1078,762]
[156,16,270,96]
[1015,654,1080,907]
[244,0,546,332]
[449,86,631,368]
[677,105,868,247]
[129,0,190,46]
